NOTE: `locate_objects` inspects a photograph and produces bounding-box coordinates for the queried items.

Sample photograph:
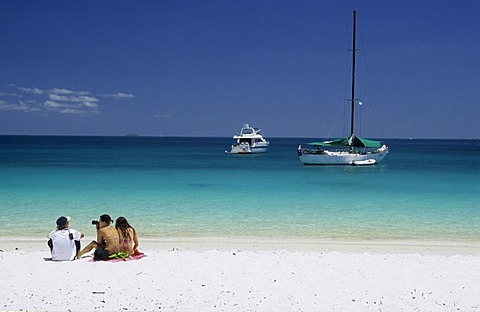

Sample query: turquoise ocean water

[0,136,479,243]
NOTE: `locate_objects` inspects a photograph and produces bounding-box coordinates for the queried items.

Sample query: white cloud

[59,108,89,114]
[0,90,24,98]
[44,100,65,109]
[1,84,134,116]
[51,88,90,95]
[49,94,99,103]
[44,100,99,115]
[0,99,41,112]
[18,87,45,95]
[100,92,135,99]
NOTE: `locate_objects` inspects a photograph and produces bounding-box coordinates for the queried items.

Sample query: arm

[72,229,84,241]
[132,228,139,252]
[96,228,104,246]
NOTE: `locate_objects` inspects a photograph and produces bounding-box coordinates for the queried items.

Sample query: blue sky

[1,1,479,138]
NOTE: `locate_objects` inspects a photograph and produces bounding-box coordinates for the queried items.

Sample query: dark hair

[100,214,112,224]
[115,217,135,241]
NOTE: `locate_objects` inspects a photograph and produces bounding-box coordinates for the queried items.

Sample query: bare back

[97,226,119,253]
[118,227,139,254]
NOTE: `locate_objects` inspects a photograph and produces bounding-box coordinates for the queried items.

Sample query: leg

[47,239,53,252]
[77,241,97,259]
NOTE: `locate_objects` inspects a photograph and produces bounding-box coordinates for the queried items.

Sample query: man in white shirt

[47,216,84,261]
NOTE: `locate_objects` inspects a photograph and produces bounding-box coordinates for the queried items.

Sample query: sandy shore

[1,239,480,311]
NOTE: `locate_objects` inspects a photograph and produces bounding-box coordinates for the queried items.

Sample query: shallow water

[0,136,479,242]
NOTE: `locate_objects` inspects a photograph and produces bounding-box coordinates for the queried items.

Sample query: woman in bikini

[115,216,139,255]
[77,214,119,260]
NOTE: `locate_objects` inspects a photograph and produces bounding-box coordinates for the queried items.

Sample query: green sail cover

[307,135,382,148]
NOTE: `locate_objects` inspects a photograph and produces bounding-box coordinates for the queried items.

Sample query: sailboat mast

[350,10,357,136]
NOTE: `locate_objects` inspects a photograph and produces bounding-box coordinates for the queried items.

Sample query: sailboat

[297,11,388,166]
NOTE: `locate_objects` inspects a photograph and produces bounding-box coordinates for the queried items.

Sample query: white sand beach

[1,239,480,311]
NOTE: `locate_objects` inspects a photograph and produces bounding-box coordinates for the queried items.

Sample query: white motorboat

[226,124,269,154]
[298,11,388,165]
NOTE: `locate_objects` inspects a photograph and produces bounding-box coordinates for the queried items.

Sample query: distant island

[125,133,140,137]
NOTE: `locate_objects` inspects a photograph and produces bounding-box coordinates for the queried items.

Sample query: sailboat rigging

[297,11,388,166]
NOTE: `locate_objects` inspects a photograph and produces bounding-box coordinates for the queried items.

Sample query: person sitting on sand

[48,216,84,261]
[115,216,139,255]
[77,214,119,261]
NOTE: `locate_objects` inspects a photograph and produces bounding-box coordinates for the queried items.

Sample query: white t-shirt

[48,228,82,261]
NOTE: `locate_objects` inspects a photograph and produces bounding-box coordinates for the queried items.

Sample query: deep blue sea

[0,136,479,243]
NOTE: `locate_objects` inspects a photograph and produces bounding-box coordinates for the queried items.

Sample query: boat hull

[228,144,268,154]
[298,146,388,165]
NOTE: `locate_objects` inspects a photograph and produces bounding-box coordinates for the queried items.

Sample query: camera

[92,220,99,225]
